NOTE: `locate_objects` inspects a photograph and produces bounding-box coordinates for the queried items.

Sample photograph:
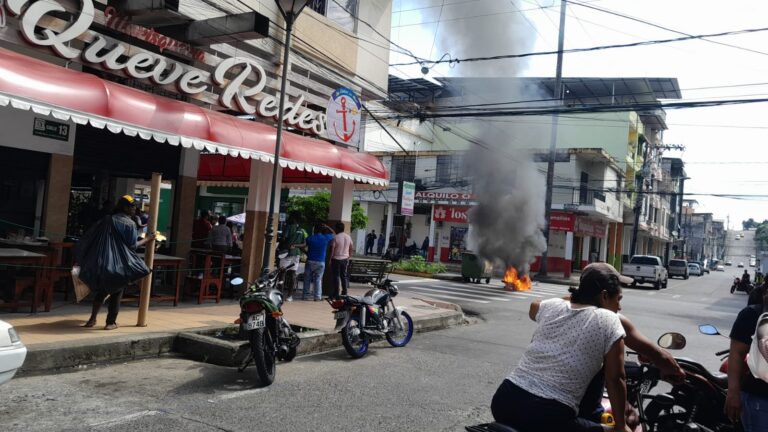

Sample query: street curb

[17,309,468,376]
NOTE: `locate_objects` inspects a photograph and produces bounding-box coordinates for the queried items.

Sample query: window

[309,0,358,32]
[435,154,462,185]
[579,172,589,204]
[391,156,416,183]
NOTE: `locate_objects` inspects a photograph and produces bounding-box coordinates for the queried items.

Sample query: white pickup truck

[621,255,668,290]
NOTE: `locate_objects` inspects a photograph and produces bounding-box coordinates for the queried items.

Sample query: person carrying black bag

[80,195,153,330]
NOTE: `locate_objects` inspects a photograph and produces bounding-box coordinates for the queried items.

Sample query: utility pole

[537,0,566,277]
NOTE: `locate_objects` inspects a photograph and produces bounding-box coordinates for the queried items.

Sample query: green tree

[743,218,758,230]
[286,191,368,231]
[756,220,768,250]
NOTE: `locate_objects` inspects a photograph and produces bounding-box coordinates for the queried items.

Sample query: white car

[0,320,27,385]
[687,263,702,276]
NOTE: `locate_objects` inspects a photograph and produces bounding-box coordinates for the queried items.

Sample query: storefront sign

[415,191,475,201]
[4,0,327,136]
[326,87,361,146]
[550,211,575,232]
[398,181,415,216]
[433,205,469,224]
[32,117,69,141]
[576,217,607,238]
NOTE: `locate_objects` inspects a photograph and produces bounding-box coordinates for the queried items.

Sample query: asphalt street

[0,265,753,432]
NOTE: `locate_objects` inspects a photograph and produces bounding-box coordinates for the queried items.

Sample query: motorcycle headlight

[388,285,399,297]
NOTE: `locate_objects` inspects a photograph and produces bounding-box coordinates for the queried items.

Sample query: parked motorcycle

[328,277,414,358]
[230,262,300,386]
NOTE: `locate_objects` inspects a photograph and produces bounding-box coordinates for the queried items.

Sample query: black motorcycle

[328,278,414,358]
[230,262,300,386]
[731,277,753,294]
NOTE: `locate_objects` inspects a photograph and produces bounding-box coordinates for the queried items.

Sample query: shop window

[391,156,416,183]
[309,0,358,32]
[436,154,463,185]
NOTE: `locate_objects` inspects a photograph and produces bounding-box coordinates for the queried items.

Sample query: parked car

[0,320,27,385]
[738,262,744,268]
[725,260,733,266]
[687,263,702,276]
[621,255,668,289]
[668,259,689,280]
[716,265,725,271]
[689,261,709,274]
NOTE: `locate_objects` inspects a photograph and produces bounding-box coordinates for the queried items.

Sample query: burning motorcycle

[230,261,300,386]
[328,277,413,358]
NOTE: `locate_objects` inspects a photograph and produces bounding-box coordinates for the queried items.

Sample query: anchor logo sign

[333,96,358,142]
[326,87,361,145]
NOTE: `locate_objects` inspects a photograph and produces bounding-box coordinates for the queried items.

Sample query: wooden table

[0,248,48,313]
[122,253,185,306]
[187,249,242,303]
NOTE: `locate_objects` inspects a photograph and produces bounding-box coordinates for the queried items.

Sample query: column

[428,205,436,262]
[43,154,73,241]
[354,201,369,254]
[240,159,281,281]
[171,148,199,259]
[581,236,591,269]
[564,231,574,278]
[384,203,394,253]
[599,224,609,262]
[328,177,354,232]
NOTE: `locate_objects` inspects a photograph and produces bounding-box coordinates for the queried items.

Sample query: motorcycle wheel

[249,328,276,386]
[386,311,414,347]
[341,315,369,358]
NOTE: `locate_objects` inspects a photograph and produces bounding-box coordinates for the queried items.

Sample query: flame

[503,267,532,291]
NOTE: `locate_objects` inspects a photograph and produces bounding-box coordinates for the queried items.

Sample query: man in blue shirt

[302,223,335,301]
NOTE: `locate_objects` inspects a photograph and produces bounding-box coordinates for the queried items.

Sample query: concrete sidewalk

[1,283,466,375]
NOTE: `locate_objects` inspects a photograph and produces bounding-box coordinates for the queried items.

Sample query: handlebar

[715,349,730,356]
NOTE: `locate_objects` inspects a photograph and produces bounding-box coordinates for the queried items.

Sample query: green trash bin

[461,252,492,284]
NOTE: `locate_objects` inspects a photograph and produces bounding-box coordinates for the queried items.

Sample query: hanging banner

[576,217,607,238]
[398,181,415,216]
[433,205,470,224]
[325,87,362,146]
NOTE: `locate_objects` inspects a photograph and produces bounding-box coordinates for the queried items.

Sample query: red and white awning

[0,47,389,187]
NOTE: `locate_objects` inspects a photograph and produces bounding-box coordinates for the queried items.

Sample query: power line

[390,25,768,66]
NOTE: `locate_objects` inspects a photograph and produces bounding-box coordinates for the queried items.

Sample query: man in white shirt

[329,222,353,298]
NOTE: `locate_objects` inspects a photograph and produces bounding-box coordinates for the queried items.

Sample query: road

[1,268,749,432]
[724,229,757,269]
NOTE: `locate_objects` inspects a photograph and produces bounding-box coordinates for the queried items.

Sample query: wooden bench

[348,257,391,284]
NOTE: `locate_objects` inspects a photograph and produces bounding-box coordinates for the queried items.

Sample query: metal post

[262,16,294,275]
[538,0,566,277]
[137,172,162,327]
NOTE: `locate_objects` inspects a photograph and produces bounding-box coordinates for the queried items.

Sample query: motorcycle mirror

[698,324,720,336]
[657,332,687,350]
[230,277,244,286]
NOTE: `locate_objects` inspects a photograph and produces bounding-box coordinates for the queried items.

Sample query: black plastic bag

[75,216,150,295]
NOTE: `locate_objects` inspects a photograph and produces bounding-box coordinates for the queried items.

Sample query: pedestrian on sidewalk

[302,223,335,301]
[365,230,376,255]
[377,233,385,256]
[421,235,430,258]
[330,222,353,298]
[83,195,154,330]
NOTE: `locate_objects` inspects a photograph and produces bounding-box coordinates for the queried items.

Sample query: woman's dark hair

[568,273,621,306]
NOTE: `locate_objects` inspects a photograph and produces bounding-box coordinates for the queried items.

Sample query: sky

[388,0,768,229]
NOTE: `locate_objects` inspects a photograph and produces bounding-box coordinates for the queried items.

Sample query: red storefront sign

[550,212,576,231]
[576,217,607,238]
[433,205,470,223]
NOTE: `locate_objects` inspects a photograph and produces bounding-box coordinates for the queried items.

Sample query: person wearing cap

[490,263,632,432]
[726,286,768,431]
[83,195,154,330]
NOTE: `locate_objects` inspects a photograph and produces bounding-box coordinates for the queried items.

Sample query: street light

[262,0,311,273]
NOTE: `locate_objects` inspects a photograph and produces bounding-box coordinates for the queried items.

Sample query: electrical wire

[390,25,768,66]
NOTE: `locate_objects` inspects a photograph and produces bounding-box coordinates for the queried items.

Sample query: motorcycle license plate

[334,311,348,320]
[245,312,266,330]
